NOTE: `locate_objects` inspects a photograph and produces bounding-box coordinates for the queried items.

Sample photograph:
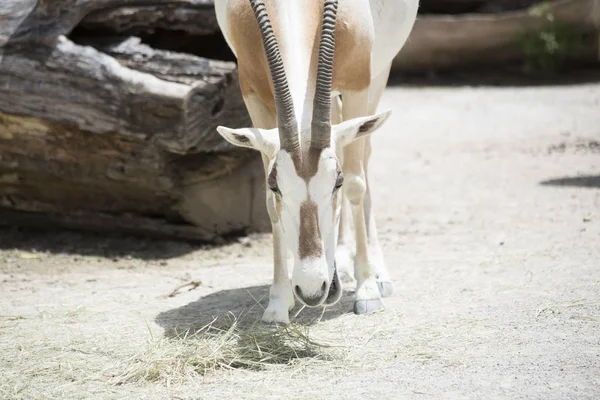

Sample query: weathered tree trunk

[81,1,220,36]
[1,0,218,46]
[0,0,270,241]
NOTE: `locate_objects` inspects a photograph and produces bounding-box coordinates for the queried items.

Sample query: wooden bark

[1,35,248,154]
[80,2,219,36]
[1,0,216,46]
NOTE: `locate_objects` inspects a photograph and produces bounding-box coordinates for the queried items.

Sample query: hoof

[262,283,294,325]
[353,298,385,315]
[261,320,286,329]
[377,281,393,298]
[261,304,291,326]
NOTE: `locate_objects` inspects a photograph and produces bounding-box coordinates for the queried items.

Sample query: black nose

[294,282,328,307]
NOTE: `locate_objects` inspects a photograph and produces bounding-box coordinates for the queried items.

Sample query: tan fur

[290,147,323,181]
[226,0,372,110]
[331,5,372,92]
[226,0,278,111]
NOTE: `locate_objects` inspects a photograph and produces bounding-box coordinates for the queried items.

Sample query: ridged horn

[248,0,299,150]
[311,0,339,149]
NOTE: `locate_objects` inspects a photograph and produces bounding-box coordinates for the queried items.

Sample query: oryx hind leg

[243,94,295,325]
[363,64,393,298]
[340,64,393,315]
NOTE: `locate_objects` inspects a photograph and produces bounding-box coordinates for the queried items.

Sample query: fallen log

[1,0,217,46]
[393,0,600,72]
[81,1,220,36]
[0,0,270,241]
[1,36,246,154]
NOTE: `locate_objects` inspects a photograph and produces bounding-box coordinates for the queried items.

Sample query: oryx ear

[217,126,280,158]
[333,109,392,148]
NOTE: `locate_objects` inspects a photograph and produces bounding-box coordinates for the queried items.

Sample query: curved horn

[248,0,299,150]
[311,0,339,149]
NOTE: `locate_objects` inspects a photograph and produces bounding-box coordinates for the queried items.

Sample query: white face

[267,147,343,306]
[217,109,391,307]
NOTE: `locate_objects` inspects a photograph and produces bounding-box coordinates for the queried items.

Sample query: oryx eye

[268,169,281,196]
[269,182,281,196]
[334,172,344,192]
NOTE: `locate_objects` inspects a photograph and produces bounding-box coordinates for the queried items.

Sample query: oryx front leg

[262,190,295,325]
[342,89,390,315]
[333,95,355,284]
[335,193,355,283]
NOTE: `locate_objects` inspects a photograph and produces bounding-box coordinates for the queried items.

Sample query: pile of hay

[115,314,335,386]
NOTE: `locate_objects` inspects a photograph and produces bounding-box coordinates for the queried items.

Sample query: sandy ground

[1,79,599,399]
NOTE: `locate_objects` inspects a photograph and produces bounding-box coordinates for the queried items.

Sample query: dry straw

[114,312,336,386]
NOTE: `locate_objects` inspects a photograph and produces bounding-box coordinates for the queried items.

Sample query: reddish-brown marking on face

[298,200,322,259]
[289,146,323,182]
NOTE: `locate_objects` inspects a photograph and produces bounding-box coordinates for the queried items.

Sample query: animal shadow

[0,225,203,260]
[155,284,356,338]
[540,175,600,189]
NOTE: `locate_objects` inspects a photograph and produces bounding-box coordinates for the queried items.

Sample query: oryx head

[217,0,390,307]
